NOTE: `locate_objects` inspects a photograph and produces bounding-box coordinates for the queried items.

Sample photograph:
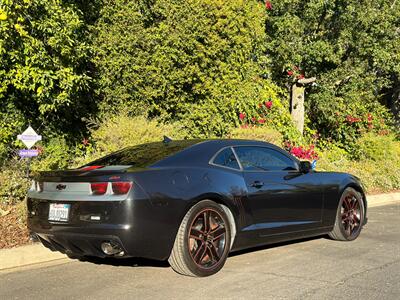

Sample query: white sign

[17,126,42,149]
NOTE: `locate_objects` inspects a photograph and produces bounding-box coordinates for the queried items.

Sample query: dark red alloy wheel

[341,194,362,237]
[188,208,227,269]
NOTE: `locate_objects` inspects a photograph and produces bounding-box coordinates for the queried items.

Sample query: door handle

[250,181,264,188]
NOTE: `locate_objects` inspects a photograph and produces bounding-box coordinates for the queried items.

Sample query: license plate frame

[48,203,71,222]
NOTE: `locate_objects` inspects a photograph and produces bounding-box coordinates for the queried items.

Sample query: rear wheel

[329,187,365,241]
[168,200,231,277]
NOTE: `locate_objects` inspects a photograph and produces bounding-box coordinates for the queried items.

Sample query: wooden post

[290,77,316,135]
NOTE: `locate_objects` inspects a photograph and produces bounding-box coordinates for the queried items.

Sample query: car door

[233,146,324,236]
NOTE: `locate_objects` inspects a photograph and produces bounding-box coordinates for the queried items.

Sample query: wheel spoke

[211,226,226,241]
[189,228,203,240]
[193,243,207,264]
[343,197,351,210]
[207,243,220,262]
[203,211,210,232]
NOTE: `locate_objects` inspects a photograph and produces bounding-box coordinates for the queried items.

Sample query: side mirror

[299,161,312,173]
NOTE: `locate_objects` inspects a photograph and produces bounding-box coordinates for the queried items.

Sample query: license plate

[48,203,70,222]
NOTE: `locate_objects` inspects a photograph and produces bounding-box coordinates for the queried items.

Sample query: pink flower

[251,117,257,122]
[82,138,89,146]
[265,0,272,10]
[258,119,266,124]
[287,70,294,76]
[265,101,273,109]
[239,113,246,120]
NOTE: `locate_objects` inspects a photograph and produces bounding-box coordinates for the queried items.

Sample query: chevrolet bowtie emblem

[56,184,67,191]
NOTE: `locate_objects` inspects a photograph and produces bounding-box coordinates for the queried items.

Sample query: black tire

[168,200,232,277]
[329,187,365,241]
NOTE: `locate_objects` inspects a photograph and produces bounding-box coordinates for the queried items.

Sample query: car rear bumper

[27,197,181,261]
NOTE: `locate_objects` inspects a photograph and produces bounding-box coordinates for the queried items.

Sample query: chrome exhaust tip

[101,242,124,256]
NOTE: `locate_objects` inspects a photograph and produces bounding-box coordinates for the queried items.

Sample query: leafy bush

[93,0,273,137]
[0,159,31,206]
[73,113,188,167]
[0,0,94,159]
[30,137,74,172]
[317,134,400,192]
[227,126,283,146]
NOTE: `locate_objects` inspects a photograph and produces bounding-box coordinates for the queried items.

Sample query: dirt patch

[0,202,32,249]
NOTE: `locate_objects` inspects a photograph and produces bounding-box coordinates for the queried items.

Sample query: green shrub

[317,134,400,193]
[355,133,400,161]
[30,137,73,172]
[73,113,188,167]
[93,0,273,137]
[0,159,31,206]
[226,126,283,146]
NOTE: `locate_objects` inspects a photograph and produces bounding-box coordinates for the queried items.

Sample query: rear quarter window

[212,147,240,170]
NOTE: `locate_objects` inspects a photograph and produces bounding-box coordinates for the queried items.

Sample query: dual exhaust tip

[101,241,125,257]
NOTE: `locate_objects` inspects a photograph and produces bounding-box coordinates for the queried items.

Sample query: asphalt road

[1,204,399,300]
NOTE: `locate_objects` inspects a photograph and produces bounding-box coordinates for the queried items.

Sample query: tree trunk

[290,83,305,135]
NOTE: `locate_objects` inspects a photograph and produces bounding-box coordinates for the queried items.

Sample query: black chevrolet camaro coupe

[27,139,367,277]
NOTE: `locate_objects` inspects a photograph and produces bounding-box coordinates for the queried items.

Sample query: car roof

[152,139,286,168]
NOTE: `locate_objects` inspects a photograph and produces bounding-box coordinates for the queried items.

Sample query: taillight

[91,182,108,195]
[111,182,132,195]
[81,165,104,171]
[37,181,44,192]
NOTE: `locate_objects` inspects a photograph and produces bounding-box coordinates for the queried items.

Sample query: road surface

[1,204,399,299]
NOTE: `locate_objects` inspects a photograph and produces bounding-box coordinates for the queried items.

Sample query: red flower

[258,119,266,124]
[82,138,89,146]
[297,74,305,80]
[239,113,246,120]
[265,0,272,10]
[265,101,273,109]
[251,117,257,122]
[287,70,294,76]
[367,113,373,122]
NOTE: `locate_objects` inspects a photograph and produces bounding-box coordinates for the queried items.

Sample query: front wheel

[329,187,365,241]
[168,200,231,277]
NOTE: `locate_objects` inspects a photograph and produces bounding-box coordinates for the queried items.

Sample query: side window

[234,146,297,171]
[212,147,240,170]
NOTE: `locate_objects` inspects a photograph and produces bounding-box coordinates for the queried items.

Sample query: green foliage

[93,0,271,137]
[227,126,283,146]
[0,0,94,160]
[0,159,30,205]
[317,134,400,192]
[72,112,187,167]
[353,132,400,161]
[30,137,73,172]
[265,0,400,146]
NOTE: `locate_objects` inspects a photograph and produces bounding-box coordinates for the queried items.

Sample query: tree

[93,0,283,137]
[0,0,93,160]
[264,0,399,146]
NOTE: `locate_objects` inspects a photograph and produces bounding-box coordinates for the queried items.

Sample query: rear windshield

[85,140,201,168]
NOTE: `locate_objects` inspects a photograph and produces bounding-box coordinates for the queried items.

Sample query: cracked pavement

[0,203,399,299]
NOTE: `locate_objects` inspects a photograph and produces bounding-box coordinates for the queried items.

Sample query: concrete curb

[0,192,399,271]
[0,243,66,271]
[367,192,400,208]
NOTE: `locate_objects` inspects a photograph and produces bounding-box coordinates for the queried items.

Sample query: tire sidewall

[183,200,231,277]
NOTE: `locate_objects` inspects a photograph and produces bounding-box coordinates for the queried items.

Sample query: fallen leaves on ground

[0,202,32,249]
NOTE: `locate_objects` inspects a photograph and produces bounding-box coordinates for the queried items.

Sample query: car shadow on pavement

[70,235,326,269]
[229,235,324,258]
[73,256,170,268]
